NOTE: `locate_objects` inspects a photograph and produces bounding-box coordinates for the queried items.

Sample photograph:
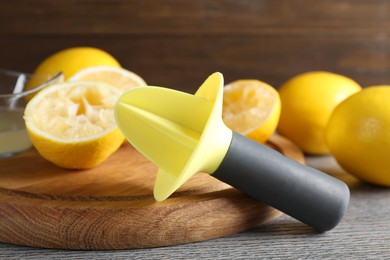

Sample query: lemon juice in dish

[0,69,63,157]
[0,108,31,157]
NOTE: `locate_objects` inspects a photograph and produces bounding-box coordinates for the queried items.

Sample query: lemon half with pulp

[24,81,124,169]
[222,79,281,143]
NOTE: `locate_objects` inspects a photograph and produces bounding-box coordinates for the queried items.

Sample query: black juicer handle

[212,132,350,232]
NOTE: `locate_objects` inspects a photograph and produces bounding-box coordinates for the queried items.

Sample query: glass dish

[0,69,63,157]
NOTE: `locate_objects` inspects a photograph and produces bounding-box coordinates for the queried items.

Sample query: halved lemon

[24,81,124,169]
[69,66,147,92]
[222,79,281,143]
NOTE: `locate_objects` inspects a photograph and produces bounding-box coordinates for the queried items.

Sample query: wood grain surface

[1,0,390,92]
[0,156,388,258]
[0,135,303,250]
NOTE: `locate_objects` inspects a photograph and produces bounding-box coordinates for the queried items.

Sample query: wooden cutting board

[0,134,304,250]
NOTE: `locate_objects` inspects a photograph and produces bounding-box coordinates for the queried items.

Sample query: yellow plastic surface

[115,72,232,201]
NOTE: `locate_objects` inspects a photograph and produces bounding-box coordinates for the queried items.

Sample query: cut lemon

[222,79,281,143]
[24,81,124,169]
[69,66,147,92]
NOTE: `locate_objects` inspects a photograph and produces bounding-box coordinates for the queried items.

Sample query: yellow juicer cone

[115,72,232,201]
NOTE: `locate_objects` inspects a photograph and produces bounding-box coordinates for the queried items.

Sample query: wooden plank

[1,0,390,91]
[0,156,389,256]
[0,0,390,35]
[1,36,389,92]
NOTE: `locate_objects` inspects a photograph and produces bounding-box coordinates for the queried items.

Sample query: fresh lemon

[26,47,120,93]
[326,86,390,186]
[277,71,361,154]
[69,66,147,92]
[24,81,124,169]
[222,79,281,143]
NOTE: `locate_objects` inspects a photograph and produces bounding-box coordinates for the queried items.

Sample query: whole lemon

[27,47,120,91]
[277,71,361,154]
[326,86,390,187]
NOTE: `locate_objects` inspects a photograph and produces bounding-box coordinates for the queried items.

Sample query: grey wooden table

[0,156,389,259]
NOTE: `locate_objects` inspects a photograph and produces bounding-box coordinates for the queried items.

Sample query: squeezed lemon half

[70,66,147,92]
[24,81,124,169]
[222,79,281,143]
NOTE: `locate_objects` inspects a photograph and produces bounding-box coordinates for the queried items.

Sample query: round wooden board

[0,134,304,250]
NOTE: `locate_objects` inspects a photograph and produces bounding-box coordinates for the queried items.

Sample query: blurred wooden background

[1,0,390,92]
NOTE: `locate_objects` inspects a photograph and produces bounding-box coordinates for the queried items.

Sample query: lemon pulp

[222,79,281,143]
[24,82,124,169]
